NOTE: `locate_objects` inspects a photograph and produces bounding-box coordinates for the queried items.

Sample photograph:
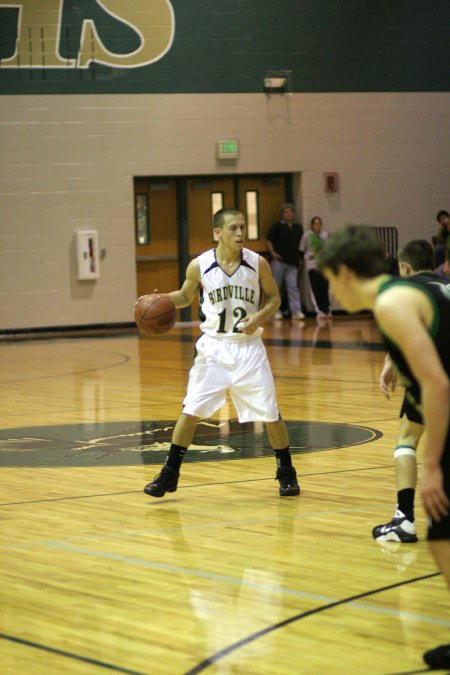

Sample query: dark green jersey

[378,272,450,416]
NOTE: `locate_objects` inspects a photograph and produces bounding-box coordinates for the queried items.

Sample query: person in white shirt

[300,216,332,319]
[141,208,300,499]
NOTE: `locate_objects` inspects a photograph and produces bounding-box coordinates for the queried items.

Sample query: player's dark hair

[436,209,449,222]
[317,224,390,277]
[213,208,242,229]
[397,239,434,272]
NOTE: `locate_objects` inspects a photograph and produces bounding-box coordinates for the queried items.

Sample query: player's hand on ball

[134,295,144,307]
[134,290,161,308]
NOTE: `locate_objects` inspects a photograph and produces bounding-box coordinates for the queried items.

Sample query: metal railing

[370,226,398,258]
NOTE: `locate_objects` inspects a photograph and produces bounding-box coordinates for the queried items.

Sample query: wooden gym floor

[0,317,448,675]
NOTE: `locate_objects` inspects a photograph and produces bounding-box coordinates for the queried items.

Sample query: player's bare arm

[166,259,201,308]
[236,256,281,334]
[375,286,450,520]
[379,353,397,399]
[259,255,282,317]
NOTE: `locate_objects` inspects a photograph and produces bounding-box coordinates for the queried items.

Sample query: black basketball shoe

[423,643,450,670]
[144,465,179,498]
[276,466,300,497]
[372,509,418,543]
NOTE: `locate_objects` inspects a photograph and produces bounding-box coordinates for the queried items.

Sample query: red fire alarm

[323,172,339,192]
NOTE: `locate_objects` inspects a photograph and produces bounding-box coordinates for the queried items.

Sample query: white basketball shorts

[182,333,279,422]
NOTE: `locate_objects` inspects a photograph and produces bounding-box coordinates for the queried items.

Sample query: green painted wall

[0,0,449,94]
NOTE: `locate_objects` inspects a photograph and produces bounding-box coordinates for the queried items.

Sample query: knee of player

[394,445,417,460]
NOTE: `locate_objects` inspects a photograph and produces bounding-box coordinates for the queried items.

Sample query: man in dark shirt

[435,209,450,267]
[266,203,304,319]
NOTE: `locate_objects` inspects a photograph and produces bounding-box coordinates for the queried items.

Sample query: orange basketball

[134,294,176,335]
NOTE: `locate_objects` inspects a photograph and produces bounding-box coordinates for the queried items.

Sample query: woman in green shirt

[300,216,332,319]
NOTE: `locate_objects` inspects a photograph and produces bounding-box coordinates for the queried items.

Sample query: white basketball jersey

[198,248,263,341]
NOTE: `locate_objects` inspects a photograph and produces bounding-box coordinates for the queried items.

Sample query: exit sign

[216,140,239,159]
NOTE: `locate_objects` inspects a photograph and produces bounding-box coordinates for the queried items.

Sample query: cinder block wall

[0,91,449,330]
[1,0,449,330]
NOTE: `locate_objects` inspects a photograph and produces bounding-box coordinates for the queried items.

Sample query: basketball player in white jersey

[143,207,300,498]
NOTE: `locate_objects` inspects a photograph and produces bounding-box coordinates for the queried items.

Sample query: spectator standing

[435,234,450,278]
[266,203,304,320]
[434,209,450,267]
[300,216,332,319]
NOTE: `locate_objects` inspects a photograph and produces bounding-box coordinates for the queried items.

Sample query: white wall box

[76,230,100,280]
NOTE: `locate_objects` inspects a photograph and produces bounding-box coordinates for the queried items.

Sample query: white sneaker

[273,311,283,320]
[292,312,305,320]
[317,311,332,319]
[372,509,418,543]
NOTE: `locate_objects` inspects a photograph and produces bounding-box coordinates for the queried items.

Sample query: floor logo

[0,420,382,467]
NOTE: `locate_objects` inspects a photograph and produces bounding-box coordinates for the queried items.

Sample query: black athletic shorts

[427,436,450,541]
[400,393,423,425]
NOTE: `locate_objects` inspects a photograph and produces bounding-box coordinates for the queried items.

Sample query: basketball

[134,294,176,335]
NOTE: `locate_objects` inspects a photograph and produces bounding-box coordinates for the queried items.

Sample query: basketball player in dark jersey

[317,225,450,671]
[374,239,445,544]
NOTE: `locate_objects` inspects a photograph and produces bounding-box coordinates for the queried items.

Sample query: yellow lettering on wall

[0,0,175,69]
[0,0,75,67]
[77,0,175,69]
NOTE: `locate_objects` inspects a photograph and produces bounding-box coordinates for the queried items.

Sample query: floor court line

[0,632,146,675]
[383,668,429,675]
[0,504,402,550]
[0,462,397,507]
[17,540,447,629]
[183,572,442,675]
[0,351,132,385]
